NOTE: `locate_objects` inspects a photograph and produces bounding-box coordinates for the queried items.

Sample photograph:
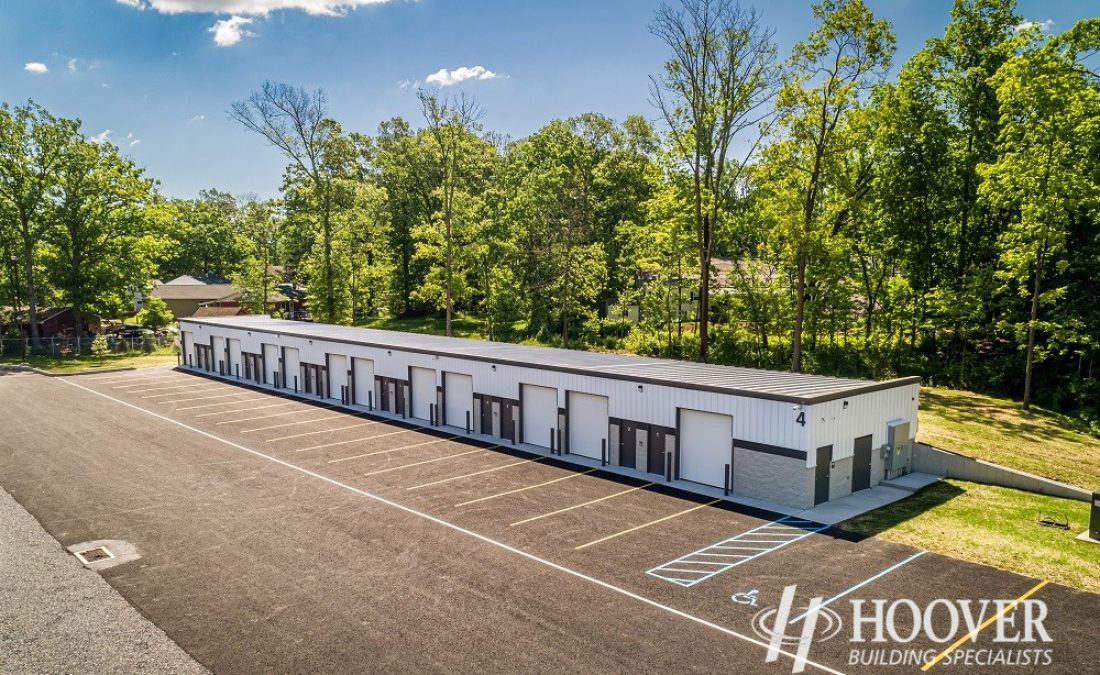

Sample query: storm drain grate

[74,546,115,564]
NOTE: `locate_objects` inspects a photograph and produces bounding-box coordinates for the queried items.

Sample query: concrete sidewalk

[0,486,207,675]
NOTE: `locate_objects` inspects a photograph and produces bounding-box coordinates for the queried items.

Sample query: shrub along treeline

[2,0,1098,427]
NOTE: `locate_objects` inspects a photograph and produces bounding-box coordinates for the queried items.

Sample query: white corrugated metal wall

[182,320,918,497]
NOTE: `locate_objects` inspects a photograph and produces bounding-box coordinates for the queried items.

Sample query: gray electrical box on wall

[883,420,912,480]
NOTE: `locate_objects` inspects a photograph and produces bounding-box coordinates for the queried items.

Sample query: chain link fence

[0,334,176,358]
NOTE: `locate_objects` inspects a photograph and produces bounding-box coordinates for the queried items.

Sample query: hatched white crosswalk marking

[645,516,827,587]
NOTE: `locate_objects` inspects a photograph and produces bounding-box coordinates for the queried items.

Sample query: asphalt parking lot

[1,367,1096,674]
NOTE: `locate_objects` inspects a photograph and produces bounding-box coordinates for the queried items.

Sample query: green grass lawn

[919,387,1100,491]
[841,479,1100,594]
[0,346,179,374]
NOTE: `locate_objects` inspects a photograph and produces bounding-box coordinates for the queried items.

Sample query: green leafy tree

[230,199,282,314]
[90,332,109,360]
[0,101,79,346]
[45,136,157,343]
[978,20,1100,408]
[231,82,344,322]
[649,0,779,362]
[137,295,173,330]
[763,0,894,371]
[415,90,492,336]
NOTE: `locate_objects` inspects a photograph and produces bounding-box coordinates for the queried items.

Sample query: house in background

[147,275,238,319]
[0,306,101,337]
[143,273,306,320]
[192,305,250,318]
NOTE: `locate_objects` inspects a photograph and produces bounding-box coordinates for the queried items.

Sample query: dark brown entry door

[814,445,833,505]
[620,422,638,469]
[852,435,874,491]
[648,427,666,476]
[501,401,516,442]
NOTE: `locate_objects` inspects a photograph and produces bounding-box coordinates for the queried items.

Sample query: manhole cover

[75,546,114,564]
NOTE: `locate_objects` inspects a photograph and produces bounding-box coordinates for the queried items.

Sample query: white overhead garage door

[568,392,608,460]
[181,331,195,367]
[327,353,348,400]
[227,339,242,378]
[263,344,280,386]
[444,372,473,431]
[283,347,300,390]
[410,366,436,421]
[522,384,558,449]
[352,357,374,407]
[679,408,733,488]
[212,336,226,375]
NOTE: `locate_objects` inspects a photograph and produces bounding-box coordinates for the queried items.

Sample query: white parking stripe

[142,387,227,399]
[215,409,327,425]
[265,422,378,442]
[95,374,178,385]
[160,392,254,404]
[195,403,296,418]
[405,453,532,490]
[454,469,598,508]
[327,436,459,464]
[176,397,270,411]
[57,377,847,675]
[510,483,654,526]
[120,382,213,393]
[294,429,415,453]
[241,416,343,433]
[361,448,485,477]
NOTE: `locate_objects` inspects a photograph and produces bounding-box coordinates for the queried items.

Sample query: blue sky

[3,1,1095,198]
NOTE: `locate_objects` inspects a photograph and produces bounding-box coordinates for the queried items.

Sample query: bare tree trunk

[697,214,712,363]
[1023,250,1044,410]
[20,236,40,347]
[792,253,806,372]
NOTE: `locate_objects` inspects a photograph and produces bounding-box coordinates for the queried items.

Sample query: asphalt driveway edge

[0,484,209,675]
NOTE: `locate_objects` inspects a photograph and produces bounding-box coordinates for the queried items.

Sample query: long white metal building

[179,315,920,510]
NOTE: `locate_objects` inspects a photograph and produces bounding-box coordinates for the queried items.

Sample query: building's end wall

[733,448,814,510]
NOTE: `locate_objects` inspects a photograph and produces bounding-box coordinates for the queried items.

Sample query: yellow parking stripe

[920,580,1049,671]
[574,499,721,550]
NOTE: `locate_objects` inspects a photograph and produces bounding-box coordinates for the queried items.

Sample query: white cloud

[397,78,419,90]
[91,129,112,144]
[425,65,500,87]
[117,1,396,16]
[1014,19,1054,32]
[209,15,255,46]
[130,139,143,147]
[24,62,49,74]
[189,114,206,122]
[68,58,78,73]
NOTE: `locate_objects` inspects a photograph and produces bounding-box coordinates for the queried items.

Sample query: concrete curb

[0,364,138,378]
[913,442,1090,502]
